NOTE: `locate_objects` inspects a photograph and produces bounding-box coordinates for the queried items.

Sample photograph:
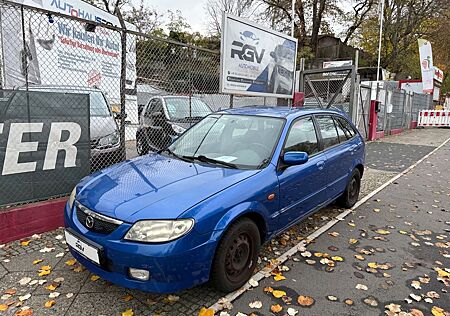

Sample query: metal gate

[355,84,371,139]
[299,66,357,121]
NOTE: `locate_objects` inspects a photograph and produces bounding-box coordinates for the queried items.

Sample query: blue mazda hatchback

[64,107,365,293]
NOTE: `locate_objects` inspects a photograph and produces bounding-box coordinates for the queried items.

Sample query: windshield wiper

[160,148,192,163]
[182,155,238,169]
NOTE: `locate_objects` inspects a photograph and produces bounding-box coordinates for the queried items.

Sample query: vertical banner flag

[418,39,434,94]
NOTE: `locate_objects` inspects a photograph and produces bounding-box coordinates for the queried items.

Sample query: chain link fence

[0,1,276,208]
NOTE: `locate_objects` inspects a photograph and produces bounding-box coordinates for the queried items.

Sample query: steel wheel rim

[224,233,253,282]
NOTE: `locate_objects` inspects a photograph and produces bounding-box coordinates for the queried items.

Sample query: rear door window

[336,116,356,139]
[315,115,340,149]
[333,117,348,142]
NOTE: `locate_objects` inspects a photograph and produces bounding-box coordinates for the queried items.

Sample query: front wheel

[338,168,361,208]
[210,218,260,293]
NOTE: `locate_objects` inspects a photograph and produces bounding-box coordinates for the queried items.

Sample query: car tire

[338,168,361,208]
[210,217,261,293]
[136,133,149,156]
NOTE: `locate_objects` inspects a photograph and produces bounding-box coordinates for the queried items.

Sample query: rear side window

[316,115,339,149]
[284,117,319,156]
[333,117,347,142]
[336,116,356,139]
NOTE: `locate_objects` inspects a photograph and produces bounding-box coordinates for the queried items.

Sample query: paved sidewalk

[0,128,449,315]
[230,139,450,315]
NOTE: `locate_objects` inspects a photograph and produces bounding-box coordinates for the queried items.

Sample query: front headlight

[98,131,120,147]
[124,219,194,243]
[171,124,186,134]
[68,187,76,209]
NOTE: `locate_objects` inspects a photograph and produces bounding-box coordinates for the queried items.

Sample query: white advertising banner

[220,13,297,98]
[418,39,433,94]
[1,0,136,103]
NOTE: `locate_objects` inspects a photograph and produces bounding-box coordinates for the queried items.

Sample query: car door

[315,115,351,200]
[276,116,327,226]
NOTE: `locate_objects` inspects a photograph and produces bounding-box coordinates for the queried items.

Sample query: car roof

[217,106,348,119]
[17,85,103,93]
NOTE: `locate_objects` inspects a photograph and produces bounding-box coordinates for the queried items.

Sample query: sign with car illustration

[220,13,298,98]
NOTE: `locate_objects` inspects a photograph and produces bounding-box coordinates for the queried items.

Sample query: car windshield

[167,114,285,169]
[165,98,212,120]
[90,92,111,117]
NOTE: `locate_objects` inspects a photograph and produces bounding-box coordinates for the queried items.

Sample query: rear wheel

[338,168,361,208]
[210,218,260,293]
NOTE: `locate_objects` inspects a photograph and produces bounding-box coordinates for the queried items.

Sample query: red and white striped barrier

[418,110,450,127]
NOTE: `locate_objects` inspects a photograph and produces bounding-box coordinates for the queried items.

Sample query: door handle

[316,161,325,170]
[348,145,357,154]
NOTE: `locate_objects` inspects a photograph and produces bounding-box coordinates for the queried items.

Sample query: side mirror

[283,151,308,166]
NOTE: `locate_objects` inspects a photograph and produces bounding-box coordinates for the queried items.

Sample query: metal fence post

[116,8,127,162]
[348,65,357,124]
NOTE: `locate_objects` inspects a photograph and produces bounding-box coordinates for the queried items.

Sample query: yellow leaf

[273,274,286,281]
[271,304,283,313]
[38,270,51,277]
[198,307,215,316]
[73,266,85,273]
[21,240,31,246]
[435,268,450,278]
[0,304,8,311]
[40,265,51,271]
[328,232,339,237]
[45,284,58,291]
[431,306,445,316]
[399,230,408,235]
[349,239,358,244]
[32,259,43,265]
[355,255,365,261]
[331,256,344,262]
[314,252,324,257]
[348,222,356,227]
[375,229,390,235]
[65,259,77,266]
[373,208,380,212]
[44,300,56,308]
[90,275,100,281]
[122,309,134,316]
[123,294,133,302]
[272,290,286,298]
[14,310,33,316]
[368,262,379,269]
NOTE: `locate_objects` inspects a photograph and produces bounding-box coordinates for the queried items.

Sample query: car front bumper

[64,202,218,293]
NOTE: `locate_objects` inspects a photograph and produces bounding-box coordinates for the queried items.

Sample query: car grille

[76,205,121,235]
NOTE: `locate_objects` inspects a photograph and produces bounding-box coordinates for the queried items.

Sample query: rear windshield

[165,98,212,120]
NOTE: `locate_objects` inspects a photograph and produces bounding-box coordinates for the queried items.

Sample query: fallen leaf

[297,295,314,307]
[66,293,74,298]
[375,229,391,235]
[39,247,55,253]
[363,297,378,307]
[411,280,421,289]
[300,251,312,257]
[305,259,316,265]
[14,309,33,316]
[327,295,338,301]
[38,270,51,277]
[65,259,77,266]
[331,256,344,262]
[165,294,180,303]
[73,266,85,273]
[55,253,64,258]
[19,277,32,286]
[385,303,401,313]
[45,284,59,291]
[270,304,283,313]
[349,239,358,245]
[410,309,424,316]
[18,294,31,302]
[263,286,273,293]
[32,259,43,265]
[198,307,214,316]
[328,232,339,237]
[373,208,380,213]
[272,290,286,298]
[431,306,445,316]
[348,222,356,227]
[123,294,133,302]
[122,309,134,316]
[344,299,354,306]
[44,300,56,308]
[0,304,9,311]
[90,275,100,282]
[48,292,60,299]
[287,307,298,315]
[248,301,262,309]
[355,255,365,261]
[248,278,258,287]
[20,240,31,246]
[410,293,421,302]
[5,289,16,295]
[355,284,368,291]
[273,274,286,281]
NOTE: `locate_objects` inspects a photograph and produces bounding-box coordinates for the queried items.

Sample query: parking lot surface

[0,128,449,315]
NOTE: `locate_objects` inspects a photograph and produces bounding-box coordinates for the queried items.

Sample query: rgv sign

[0,90,90,206]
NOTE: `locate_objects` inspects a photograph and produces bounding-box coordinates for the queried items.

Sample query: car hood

[90,116,117,140]
[76,154,260,222]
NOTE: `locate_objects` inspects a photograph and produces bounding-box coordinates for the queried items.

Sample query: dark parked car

[136,96,212,154]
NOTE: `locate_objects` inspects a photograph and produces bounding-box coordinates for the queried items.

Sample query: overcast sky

[149,0,208,33]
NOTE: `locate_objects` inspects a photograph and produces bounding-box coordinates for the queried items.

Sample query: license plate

[65,230,101,265]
